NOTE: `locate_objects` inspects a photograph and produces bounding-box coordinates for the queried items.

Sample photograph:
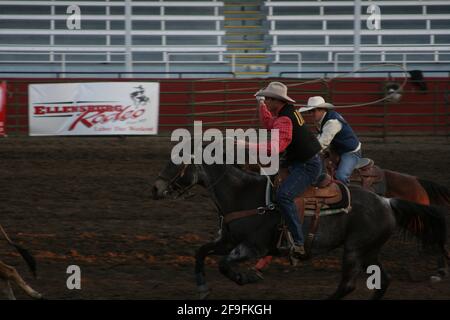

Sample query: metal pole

[124,0,133,77]
[353,0,361,76]
[61,53,66,78]
[231,54,236,74]
[165,52,170,79]
[334,53,339,73]
[297,53,302,79]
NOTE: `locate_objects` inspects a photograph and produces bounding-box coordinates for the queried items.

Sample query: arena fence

[2,76,449,138]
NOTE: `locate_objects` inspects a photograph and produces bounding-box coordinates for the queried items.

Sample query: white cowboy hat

[298,96,334,112]
[255,82,295,103]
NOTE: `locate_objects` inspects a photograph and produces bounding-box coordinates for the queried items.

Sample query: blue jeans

[276,155,322,245]
[335,149,362,185]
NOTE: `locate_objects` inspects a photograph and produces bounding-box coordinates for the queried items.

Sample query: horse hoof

[197,285,210,300]
[430,275,442,284]
[289,256,300,267]
[437,268,448,278]
[198,290,210,300]
[249,268,264,281]
[31,292,43,300]
[254,269,264,280]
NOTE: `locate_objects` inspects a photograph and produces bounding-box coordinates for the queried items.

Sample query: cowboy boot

[289,244,308,266]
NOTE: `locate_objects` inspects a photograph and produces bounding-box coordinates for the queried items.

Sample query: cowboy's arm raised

[259,102,276,129]
[247,116,292,154]
[317,119,342,149]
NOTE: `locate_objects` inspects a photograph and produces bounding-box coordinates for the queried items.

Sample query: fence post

[190,80,196,132]
[124,0,133,78]
[231,54,236,74]
[382,95,387,143]
[224,81,229,129]
[164,53,170,79]
[60,53,66,78]
[447,90,450,141]
[334,53,339,73]
[433,79,437,136]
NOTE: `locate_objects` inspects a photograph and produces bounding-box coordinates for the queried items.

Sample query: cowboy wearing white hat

[252,82,322,262]
[298,96,334,112]
[255,81,296,104]
[299,96,362,185]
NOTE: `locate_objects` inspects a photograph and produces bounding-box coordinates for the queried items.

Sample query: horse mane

[195,137,272,184]
[227,164,268,183]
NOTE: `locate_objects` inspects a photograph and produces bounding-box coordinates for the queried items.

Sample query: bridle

[157,163,198,199]
[157,159,278,229]
[156,161,230,200]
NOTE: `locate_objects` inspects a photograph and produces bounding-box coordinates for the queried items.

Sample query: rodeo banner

[0,81,6,136]
[28,82,159,136]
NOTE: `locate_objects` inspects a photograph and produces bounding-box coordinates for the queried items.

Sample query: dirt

[0,136,449,300]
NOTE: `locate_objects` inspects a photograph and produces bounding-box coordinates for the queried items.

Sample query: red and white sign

[29,82,159,136]
[0,81,6,136]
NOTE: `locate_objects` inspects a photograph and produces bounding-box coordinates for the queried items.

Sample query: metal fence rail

[2,73,449,139]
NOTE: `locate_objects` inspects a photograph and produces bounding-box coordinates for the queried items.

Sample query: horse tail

[418,178,450,209]
[0,224,37,278]
[389,198,447,249]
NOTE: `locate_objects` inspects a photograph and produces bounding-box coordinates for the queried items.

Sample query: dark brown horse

[326,152,450,208]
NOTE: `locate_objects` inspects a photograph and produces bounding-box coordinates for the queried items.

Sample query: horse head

[152,159,201,200]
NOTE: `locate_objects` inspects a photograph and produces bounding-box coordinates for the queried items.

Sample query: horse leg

[195,240,228,299]
[0,280,16,300]
[430,246,450,283]
[0,260,42,299]
[327,249,363,300]
[219,243,263,286]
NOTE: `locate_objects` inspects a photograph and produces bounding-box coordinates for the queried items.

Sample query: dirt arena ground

[0,136,449,300]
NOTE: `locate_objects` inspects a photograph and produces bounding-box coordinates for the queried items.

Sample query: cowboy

[299,96,361,185]
[250,82,322,261]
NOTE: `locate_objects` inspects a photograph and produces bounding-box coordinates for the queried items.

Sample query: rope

[192,63,409,120]
[201,118,256,125]
[186,108,254,116]
[296,63,409,109]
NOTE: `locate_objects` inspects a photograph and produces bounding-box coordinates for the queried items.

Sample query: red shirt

[248,102,293,154]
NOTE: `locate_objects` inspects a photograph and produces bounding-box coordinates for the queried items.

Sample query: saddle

[325,151,385,193]
[349,158,385,192]
[223,164,351,259]
[234,164,351,217]
[274,168,350,219]
[274,168,351,254]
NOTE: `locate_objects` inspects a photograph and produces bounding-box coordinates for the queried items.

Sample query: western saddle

[224,166,351,256]
[274,169,351,253]
[325,151,385,193]
[350,158,385,192]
